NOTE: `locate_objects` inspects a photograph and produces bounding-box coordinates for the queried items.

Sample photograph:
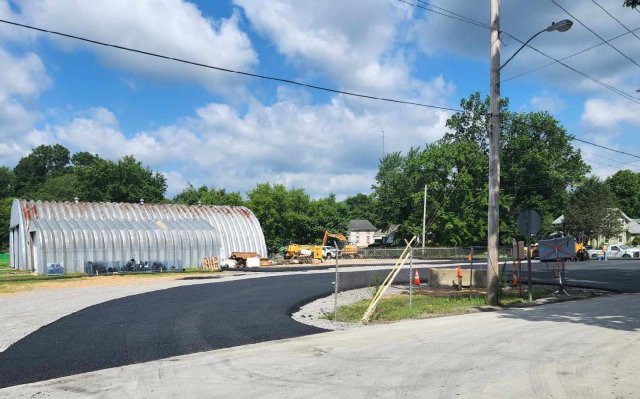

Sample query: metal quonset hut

[8,199,267,274]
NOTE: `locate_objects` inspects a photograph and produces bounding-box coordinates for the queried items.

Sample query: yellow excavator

[322,230,360,258]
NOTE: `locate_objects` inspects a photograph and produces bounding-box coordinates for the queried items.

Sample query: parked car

[606,245,640,259]
[585,246,604,260]
[322,246,338,259]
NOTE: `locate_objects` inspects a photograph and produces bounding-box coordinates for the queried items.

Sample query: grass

[327,286,554,323]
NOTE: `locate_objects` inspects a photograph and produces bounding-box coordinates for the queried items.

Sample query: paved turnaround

[2,294,639,398]
[0,273,336,388]
[1,260,639,389]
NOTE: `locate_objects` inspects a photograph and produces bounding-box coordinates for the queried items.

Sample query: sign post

[517,210,540,302]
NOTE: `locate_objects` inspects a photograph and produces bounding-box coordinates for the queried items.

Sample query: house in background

[348,219,377,248]
[374,224,400,246]
[553,209,640,246]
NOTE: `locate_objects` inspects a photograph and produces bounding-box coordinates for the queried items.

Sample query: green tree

[14,144,71,196]
[173,183,244,206]
[309,194,349,241]
[606,170,640,218]
[71,151,101,167]
[564,177,623,243]
[0,198,12,252]
[342,193,379,227]
[501,111,590,238]
[372,93,590,246]
[624,0,639,8]
[75,155,166,203]
[34,174,79,201]
[246,183,313,248]
[0,166,16,198]
[373,140,489,246]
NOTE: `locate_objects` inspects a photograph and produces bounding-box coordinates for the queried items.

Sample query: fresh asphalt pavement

[0,259,638,388]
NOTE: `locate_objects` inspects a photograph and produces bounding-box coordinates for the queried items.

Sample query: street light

[487,2,572,306]
[501,20,573,71]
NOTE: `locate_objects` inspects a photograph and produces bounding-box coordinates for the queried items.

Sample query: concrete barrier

[428,267,487,288]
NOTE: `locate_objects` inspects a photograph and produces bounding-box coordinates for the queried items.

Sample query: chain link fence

[330,246,515,323]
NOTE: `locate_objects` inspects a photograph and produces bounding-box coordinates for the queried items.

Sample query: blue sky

[0,0,639,199]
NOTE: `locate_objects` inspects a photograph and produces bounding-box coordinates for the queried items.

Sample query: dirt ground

[0,272,227,297]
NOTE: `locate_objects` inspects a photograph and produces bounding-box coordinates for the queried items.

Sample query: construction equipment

[284,244,323,263]
[322,230,360,258]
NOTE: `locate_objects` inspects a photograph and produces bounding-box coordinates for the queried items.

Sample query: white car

[322,246,338,259]
[606,245,640,259]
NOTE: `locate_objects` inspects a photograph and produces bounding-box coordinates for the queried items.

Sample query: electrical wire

[591,0,640,42]
[412,0,489,29]
[0,18,463,113]
[502,27,640,83]
[550,0,640,70]
[396,0,640,106]
[500,31,640,104]
[571,138,640,160]
[3,15,639,164]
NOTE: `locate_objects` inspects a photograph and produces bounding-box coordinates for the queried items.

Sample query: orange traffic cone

[413,270,421,286]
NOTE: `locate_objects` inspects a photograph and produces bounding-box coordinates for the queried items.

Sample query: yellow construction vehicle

[284,244,323,263]
[322,230,360,258]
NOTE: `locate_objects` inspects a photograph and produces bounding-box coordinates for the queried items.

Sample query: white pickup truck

[606,244,640,259]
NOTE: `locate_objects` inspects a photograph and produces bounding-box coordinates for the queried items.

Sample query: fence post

[333,243,339,321]
[409,246,413,309]
[468,247,474,299]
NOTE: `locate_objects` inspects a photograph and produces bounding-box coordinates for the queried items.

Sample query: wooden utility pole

[487,0,500,305]
[422,184,427,249]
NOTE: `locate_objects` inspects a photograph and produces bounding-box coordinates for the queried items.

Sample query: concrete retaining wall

[428,268,487,288]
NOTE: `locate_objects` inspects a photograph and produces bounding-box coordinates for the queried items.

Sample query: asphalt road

[0,259,638,388]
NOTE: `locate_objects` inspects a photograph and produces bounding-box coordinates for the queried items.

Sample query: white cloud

[235,0,425,96]
[14,0,257,94]
[581,97,640,130]
[412,0,640,98]
[28,81,452,198]
[530,93,565,112]
[0,47,50,165]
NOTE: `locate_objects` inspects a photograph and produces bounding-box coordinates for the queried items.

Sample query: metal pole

[409,246,413,309]
[333,243,339,321]
[527,219,533,302]
[422,184,427,250]
[469,247,474,299]
[487,0,501,306]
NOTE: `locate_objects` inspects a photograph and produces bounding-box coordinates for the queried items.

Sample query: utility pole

[422,184,427,249]
[487,0,500,305]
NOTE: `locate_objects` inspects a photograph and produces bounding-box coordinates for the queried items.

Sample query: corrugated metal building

[8,199,267,274]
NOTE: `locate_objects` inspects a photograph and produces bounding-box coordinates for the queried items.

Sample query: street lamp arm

[499,28,546,71]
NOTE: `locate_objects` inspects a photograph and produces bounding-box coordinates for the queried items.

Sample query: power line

[500,31,640,104]
[507,118,640,164]
[550,0,640,70]
[571,138,640,160]
[412,0,489,29]
[397,0,640,105]
[591,0,640,42]
[502,27,640,83]
[0,18,463,113]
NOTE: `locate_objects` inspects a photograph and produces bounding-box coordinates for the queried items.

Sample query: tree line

[1,93,638,251]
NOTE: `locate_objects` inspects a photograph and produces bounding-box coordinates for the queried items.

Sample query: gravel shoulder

[293,285,613,331]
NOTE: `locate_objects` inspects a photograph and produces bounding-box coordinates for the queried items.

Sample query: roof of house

[348,219,377,232]
[553,209,633,226]
[628,221,640,235]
